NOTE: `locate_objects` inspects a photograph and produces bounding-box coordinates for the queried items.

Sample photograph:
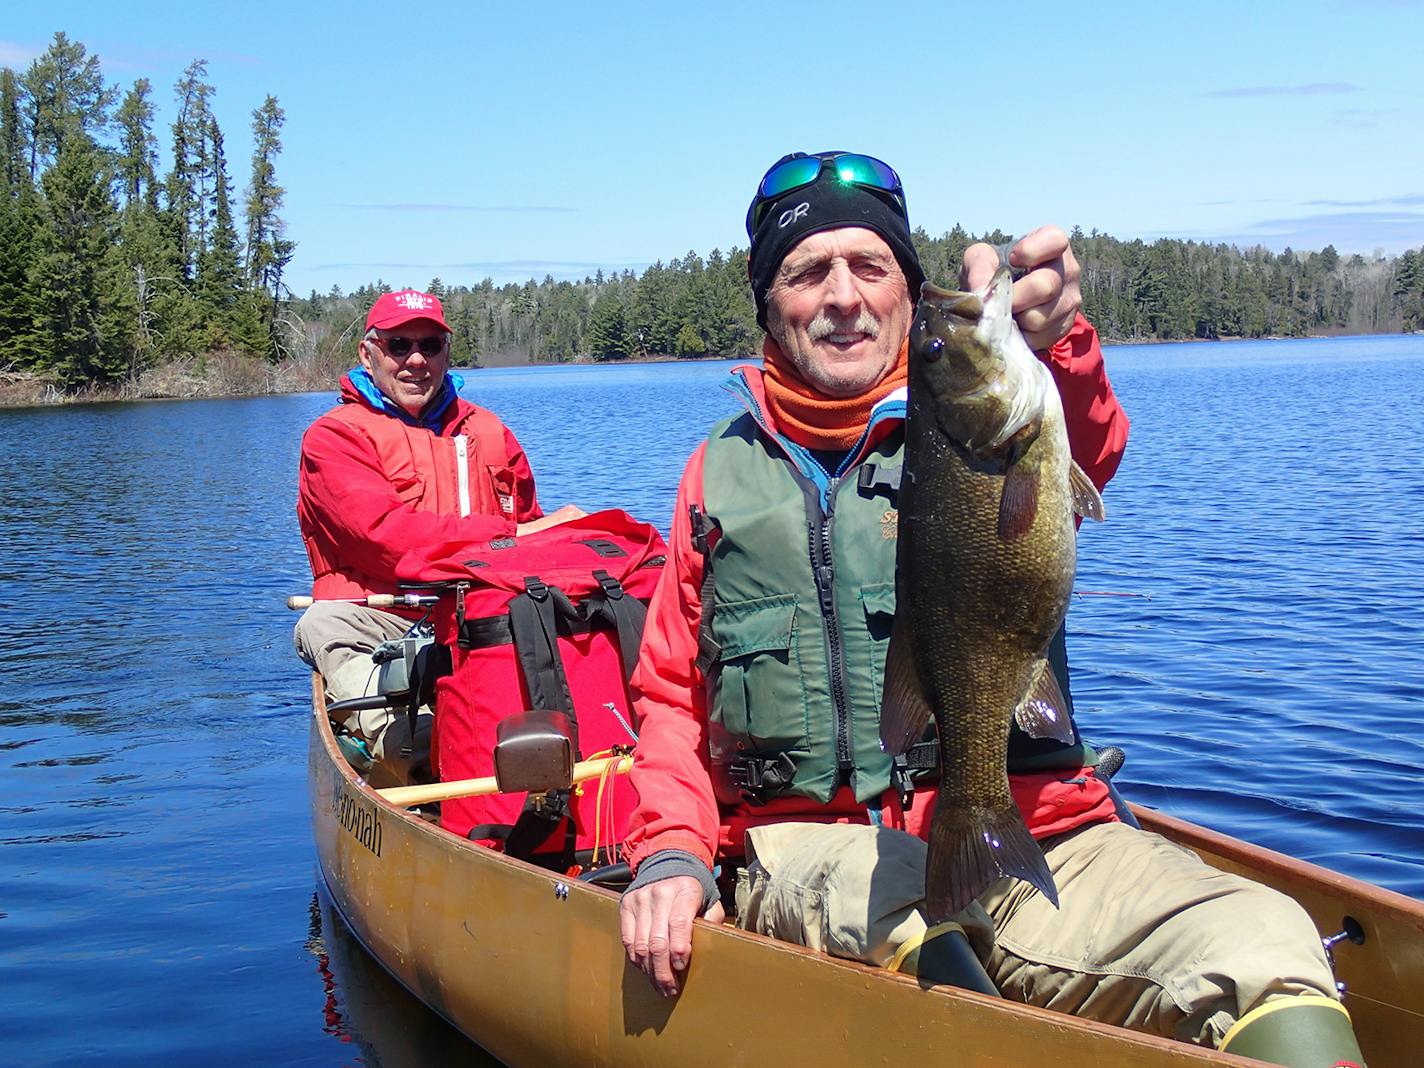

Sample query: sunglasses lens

[758,156,824,199]
[384,336,442,357]
[832,154,899,192]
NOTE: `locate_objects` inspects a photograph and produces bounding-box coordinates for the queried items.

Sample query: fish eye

[924,337,944,362]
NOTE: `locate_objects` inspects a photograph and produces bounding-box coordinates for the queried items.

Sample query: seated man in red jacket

[616,153,1362,1067]
[295,288,581,763]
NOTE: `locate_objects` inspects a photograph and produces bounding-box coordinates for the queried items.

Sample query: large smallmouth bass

[880,266,1105,921]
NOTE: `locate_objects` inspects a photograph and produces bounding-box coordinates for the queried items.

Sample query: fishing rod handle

[285,593,441,611]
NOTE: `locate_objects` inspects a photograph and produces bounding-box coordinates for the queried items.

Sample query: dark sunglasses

[746,152,905,236]
[381,335,445,357]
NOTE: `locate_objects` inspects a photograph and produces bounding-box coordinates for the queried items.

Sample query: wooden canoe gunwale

[308,677,1422,1067]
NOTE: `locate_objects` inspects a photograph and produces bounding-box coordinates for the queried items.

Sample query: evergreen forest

[2,32,1423,399]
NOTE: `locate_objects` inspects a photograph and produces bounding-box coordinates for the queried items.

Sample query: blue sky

[4,1,1421,296]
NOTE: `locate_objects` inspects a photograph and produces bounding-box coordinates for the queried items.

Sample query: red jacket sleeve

[500,425,543,523]
[297,416,524,588]
[1040,313,1129,491]
[622,443,721,873]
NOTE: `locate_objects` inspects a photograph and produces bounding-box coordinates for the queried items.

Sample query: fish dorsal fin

[1069,460,1106,522]
[1013,658,1075,744]
[997,461,1041,542]
[879,613,934,755]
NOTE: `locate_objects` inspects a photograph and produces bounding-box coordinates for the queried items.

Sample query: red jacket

[298,374,543,603]
[623,314,1131,872]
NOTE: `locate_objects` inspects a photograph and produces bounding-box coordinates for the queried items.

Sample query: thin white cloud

[1154,209,1424,255]
[1306,194,1424,208]
[333,202,577,214]
[312,258,649,279]
[1207,82,1361,98]
[0,39,41,68]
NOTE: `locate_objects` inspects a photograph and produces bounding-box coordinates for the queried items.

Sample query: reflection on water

[1,339,1422,1065]
[305,890,497,1068]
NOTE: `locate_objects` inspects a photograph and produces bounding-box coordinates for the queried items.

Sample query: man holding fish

[618,151,1364,1065]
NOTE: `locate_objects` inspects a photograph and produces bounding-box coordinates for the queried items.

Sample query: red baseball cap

[365,289,451,332]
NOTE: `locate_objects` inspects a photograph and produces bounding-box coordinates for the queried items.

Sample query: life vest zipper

[811,477,854,777]
[454,434,471,517]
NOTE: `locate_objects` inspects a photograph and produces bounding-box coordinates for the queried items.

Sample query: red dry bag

[398,510,666,865]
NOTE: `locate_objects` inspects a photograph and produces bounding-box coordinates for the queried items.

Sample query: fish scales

[880,267,1104,922]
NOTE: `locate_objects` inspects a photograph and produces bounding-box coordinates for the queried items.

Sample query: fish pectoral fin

[997,463,1041,542]
[879,615,934,755]
[1014,659,1075,744]
[1068,460,1106,522]
[926,807,1059,922]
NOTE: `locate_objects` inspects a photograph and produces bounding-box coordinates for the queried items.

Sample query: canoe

[308,678,1424,1067]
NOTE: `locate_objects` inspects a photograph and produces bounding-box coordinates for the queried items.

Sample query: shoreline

[2,330,1416,411]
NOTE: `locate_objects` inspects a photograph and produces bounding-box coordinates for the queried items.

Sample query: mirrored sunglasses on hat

[746,152,906,236]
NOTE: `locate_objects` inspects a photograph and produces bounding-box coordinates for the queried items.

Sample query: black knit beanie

[746,154,926,330]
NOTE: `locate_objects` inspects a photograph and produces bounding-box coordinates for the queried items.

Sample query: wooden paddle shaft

[378,754,633,808]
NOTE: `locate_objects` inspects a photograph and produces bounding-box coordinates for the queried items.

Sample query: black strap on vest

[689,504,722,676]
[857,461,903,495]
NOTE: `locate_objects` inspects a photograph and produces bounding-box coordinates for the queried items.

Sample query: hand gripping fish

[880,267,1106,921]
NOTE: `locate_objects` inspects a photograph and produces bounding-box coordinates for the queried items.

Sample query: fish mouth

[919,281,983,321]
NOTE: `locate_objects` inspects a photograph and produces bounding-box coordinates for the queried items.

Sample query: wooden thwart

[377,754,633,808]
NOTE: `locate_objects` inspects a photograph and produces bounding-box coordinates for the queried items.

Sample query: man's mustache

[807,310,881,341]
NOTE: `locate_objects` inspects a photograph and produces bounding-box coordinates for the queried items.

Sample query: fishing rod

[286,593,442,611]
[1073,590,1151,600]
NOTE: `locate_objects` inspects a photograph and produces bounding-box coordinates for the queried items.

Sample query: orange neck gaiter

[760,335,909,450]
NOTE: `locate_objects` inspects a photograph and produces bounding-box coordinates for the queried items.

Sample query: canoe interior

[309,679,1423,1067]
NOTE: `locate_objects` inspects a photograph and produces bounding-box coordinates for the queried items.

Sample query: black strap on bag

[588,569,647,684]
[506,577,580,751]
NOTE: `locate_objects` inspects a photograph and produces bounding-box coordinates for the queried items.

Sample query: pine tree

[29,137,127,385]
[0,186,41,370]
[165,60,214,278]
[20,32,114,178]
[1,68,29,201]
[197,116,261,349]
[244,94,294,309]
[115,78,158,211]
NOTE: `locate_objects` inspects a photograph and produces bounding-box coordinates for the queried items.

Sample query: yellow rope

[580,747,618,869]
[886,921,966,974]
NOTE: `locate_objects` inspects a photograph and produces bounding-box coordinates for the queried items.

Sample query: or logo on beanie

[778,202,810,229]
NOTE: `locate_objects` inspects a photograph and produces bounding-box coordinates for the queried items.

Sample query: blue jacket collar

[348,366,465,430]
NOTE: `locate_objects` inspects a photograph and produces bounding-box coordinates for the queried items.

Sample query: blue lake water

[2,334,1422,1065]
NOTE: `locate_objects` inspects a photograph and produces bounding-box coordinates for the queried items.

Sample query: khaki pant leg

[979,820,1338,1046]
[733,823,993,966]
[293,601,414,754]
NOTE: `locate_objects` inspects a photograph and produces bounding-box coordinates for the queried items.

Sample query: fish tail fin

[926,808,1059,922]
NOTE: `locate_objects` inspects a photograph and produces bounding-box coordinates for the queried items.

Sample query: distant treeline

[0,33,292,391]
[4,36,1423,396]
[289,228,1424,371]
